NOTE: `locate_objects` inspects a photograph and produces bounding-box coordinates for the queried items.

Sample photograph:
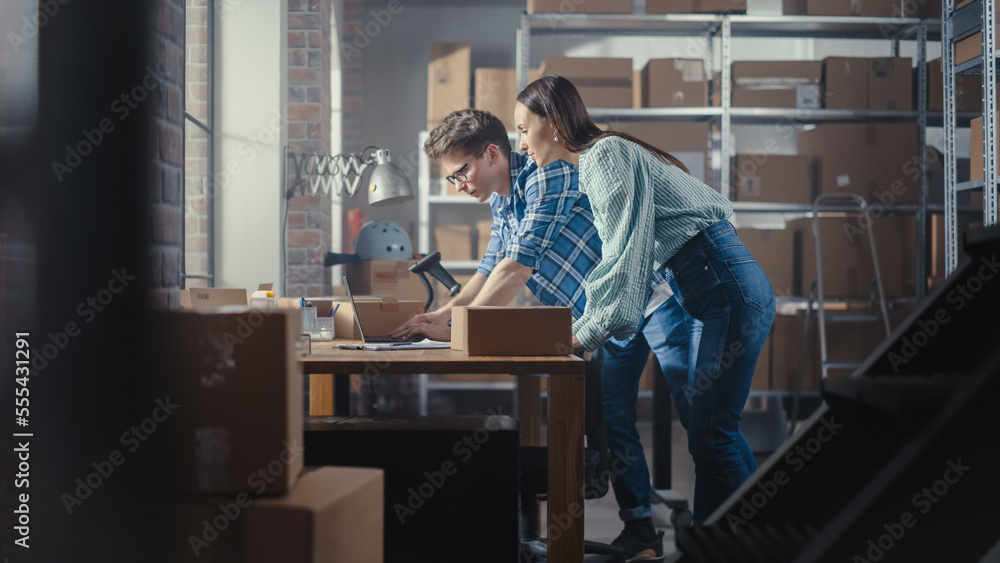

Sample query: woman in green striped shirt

[515,75,776,525]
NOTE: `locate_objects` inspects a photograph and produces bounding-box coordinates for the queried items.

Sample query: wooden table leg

[517,375,542,447]
[546,370,585,563]
[309,374,334,416]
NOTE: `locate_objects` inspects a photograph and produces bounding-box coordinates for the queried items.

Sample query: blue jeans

[666,220,775,522]
[602,295,702,522]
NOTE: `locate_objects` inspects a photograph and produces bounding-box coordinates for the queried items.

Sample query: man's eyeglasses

[445,145,489,186]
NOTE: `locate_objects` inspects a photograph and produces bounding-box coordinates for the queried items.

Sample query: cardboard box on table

[343,259,428,302]
[147,309,303,496]
[451,306,573,356]
[309,296,425,341]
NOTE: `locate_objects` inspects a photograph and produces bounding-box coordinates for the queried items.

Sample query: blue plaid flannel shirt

[477,152,602,320]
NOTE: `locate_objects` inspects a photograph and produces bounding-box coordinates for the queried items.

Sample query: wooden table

[299,341,586,563]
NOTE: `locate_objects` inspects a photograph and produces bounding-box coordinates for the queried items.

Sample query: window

[183,0,214,288]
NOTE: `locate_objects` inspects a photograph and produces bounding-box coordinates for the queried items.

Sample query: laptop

[343,276,419,344]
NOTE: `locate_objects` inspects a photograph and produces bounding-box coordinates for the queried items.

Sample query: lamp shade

[367,149,414,206]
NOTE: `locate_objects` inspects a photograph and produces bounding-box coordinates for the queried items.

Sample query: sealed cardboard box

[434,224,473,261]
[800,214,903,297]
[344,259,427,302]
[969,111,999,182]
[451,306,572,356]
[476,219,494,257]
[246,467,384,563]
[956,32,981,66]
[310,296,424,340]
[739,226,802,297]
[783,0,852,15]
[528,0,633,13]
[785,0,921,15]
[428,43,471,131]
[732,61,822,109]
[474,67,541,130]
[147,310,303,495]
[641,59,708,107]
[927,59,981,112]
[648,0,747,13]
[732,154,811,203]
[868,57,912,111]
[797,123,919,204]
[539,57,633,108]
[822,57,869,110]
[180,287,249,309]
[608,121,710,182]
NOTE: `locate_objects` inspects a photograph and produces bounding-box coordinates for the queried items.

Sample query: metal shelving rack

[944,0,999,274]
[516,11,942,301]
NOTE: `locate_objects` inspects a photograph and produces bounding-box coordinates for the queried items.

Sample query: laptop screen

[342,276,369,342]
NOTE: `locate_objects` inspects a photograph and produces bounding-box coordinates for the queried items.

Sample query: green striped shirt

[573,135,733,351]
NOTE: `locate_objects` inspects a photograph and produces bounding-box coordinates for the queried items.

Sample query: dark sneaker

[611,528,665,562]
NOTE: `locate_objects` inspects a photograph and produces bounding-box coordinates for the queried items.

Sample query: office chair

[518,349,630,562]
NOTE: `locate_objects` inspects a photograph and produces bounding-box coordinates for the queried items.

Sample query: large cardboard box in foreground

[344,259,427,301]
[539,57,633,108]
[246,467,384,563]
[147,310,303,495]
[428,43,471,130]
[451,306,572,356]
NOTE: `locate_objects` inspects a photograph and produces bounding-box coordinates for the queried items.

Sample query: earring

[554,134,558,142]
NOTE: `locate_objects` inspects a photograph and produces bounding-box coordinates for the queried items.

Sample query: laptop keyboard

[365,335,418,343]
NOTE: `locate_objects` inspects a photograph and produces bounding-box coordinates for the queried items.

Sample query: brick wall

[184,0,210,289]
[148,0,186,308]
[285,0,334,298]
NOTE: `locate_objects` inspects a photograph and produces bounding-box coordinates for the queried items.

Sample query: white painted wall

[214,1,288,293]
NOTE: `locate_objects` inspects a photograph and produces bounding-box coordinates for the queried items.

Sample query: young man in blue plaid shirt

[392,109,695,562]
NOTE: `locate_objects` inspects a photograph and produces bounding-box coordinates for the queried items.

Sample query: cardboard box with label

[641,59,708,107]
[868,57,912,111]
[797,123,919,204]
[344,259,428,302]
[451,306,572,356]
[648,0,747,13]
[823,57,869,110]
[608,121,710,182]
[180,287,249,309]
[732,61,822,109]
[528,0,633,13]
[732,154,811,203]
[428,42,471,131]
[539,57,633,108]
[147,310,303,495]
[435,224,473,261]
[927,58,981,112]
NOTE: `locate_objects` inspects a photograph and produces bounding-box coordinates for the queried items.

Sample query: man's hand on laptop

[391,311,450,342]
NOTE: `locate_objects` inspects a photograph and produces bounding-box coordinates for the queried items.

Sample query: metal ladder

[789,194,893,434]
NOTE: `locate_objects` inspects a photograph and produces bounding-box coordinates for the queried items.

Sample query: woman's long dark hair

[515,74,689,174]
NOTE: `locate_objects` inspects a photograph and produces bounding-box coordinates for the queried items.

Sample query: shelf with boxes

[943,0,997,274]
[517,5,948,395]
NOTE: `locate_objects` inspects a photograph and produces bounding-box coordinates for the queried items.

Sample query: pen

[330,304,339,317]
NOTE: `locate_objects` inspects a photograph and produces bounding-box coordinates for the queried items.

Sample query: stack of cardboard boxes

[150,309,384,562]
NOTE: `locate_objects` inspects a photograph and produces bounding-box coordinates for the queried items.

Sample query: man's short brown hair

[424,109,512,161]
